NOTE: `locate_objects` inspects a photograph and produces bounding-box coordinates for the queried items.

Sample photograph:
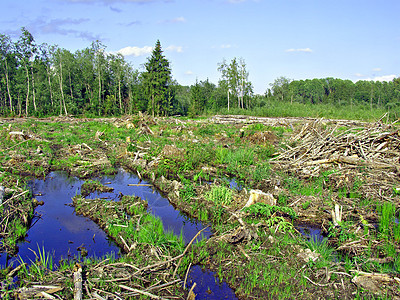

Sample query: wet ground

[1,172,119,268]
[1,116,399,299]
[1,168,236,298]
[186,265,238,299]
[89,169,212,243]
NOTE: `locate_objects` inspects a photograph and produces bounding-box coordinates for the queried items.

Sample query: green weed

[244,203,297,219]
[378,202,396,239]
[205,185,232,206]
[302,200,311,210]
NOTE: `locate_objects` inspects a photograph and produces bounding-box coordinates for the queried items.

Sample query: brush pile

[271,117,400,200]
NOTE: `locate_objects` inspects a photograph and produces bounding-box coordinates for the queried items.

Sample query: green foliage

[179,177,197,203]
[328,221,357,242]
[305,238,334,264]
[244,203,297,219]
[18,245,54,280]
[252,162,271,182]
[142,40,175,117]
[205,185,233,206]
[302,200,311,210]
[377,202,399,240]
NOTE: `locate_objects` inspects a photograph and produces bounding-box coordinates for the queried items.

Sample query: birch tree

[218,57,252,110]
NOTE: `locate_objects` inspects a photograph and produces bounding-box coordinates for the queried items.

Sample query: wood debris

[270,118,400,199]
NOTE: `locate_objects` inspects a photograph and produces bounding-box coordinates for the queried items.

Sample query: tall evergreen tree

[142,40,173,117]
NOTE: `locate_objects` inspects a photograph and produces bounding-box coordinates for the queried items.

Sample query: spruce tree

[142,40,173,116]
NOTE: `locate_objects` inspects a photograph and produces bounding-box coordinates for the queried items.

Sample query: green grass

[213,99,394,122]
[204,185,233,206]
[378,202,399,240]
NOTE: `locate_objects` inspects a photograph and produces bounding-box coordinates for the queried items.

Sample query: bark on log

[73,264,83,300]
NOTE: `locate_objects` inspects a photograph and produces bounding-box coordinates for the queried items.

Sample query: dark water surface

[186,265,238,299]
[296,224,325,242]
[2,169,212,267]
[88,169,212,243]
[1,172,119,268]
[0,169,237,299]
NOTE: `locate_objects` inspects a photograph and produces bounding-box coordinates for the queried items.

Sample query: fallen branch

[118,285,168,300]
[303,275,330,287]
[183,263,192,289]
[173,226,209,278]
[237,244,251,260]
[186,282,196,300]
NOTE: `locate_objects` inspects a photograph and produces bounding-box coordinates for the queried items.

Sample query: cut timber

[352,272,399,297]
[9,131,28,140]
[140,123,154,135]
[73,264,83,300]
[242,189,276,209]
[331,204,343,226]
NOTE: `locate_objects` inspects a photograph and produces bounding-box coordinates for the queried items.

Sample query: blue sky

[1,0,399,94]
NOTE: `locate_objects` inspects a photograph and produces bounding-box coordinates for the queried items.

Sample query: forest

[1,28,400,118]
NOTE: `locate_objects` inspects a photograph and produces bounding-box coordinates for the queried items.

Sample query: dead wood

[118,284,169,299]
[73,264,83,300]
[270,119,400,200]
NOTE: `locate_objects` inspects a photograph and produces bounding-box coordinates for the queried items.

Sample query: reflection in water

[92,169,212,243]
[2,172,119,268]
[1,169,212,268]
[296,225,324,242]
[186,265,238,299]
[1,169,236,298]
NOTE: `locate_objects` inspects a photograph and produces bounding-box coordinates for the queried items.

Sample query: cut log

[73,264,83,300]
[242,189,276,209]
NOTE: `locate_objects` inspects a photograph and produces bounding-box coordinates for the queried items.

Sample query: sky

[1,0,399,94]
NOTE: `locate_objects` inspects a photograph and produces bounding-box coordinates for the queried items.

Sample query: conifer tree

[142,40,173,116]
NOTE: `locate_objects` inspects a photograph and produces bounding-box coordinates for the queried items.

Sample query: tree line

[0,28,253,117]
[268,76,400,111]
[0,28,399,117]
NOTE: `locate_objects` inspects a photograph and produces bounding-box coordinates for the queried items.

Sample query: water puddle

[296,224,325,242]
[186,265,238,299]
[1,169,212,268]
[1,169,237,297]
[2,172,119,268]
[88,170,212,243]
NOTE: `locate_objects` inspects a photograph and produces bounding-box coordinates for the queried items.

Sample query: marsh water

[0,169,236,299]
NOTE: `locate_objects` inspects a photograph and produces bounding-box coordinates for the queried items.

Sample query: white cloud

[165,45,183,53]
[220,44,232,49]
[285,48,313,53]
[355,73,365,77]
[160,16,186,24]
[372,75,396,82]
[117,46,153,56]
[355,74,397,82]
[116,44,182,56]
[172,16,186,23]
[211,44,235,49]
[372,67,382,72]
[22,18,100,41]
[185,70,194,75]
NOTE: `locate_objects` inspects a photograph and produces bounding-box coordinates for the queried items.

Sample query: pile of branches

[271,117,400,199]
[210,114,365,128]
[0,185,32,255]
